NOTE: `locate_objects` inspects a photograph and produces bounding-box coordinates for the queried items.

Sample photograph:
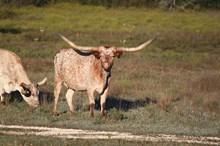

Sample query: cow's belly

[62,73,88,91]
[0,75,16,93]
[63,80,87,91]
[63,79,106,94]
[0,76,4,93]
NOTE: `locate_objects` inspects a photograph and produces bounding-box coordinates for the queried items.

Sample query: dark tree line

[0,0,220,9]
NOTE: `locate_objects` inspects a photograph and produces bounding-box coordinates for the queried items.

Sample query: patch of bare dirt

[0,124,219,145]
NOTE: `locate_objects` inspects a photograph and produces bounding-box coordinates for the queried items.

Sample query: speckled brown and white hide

[53,34,156,118]
[53,48,122,118]
[0,49,47,107]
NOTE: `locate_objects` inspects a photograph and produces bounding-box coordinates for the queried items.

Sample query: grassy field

[0,134,186,146]
[0,2,220,145]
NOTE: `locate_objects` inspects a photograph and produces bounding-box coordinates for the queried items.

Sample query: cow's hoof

[69,111,75,116]
[1,101,5,105]
[52,112,59,116]
[90,113,94,119]
[100,112,105,118]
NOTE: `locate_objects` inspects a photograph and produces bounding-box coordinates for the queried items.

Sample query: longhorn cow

[53,34,156,117]
[0,49,47,107]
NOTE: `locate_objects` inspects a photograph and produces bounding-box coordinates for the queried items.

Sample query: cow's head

[58,34,156,71]
[20,77,47,107]
[90,46,123,71]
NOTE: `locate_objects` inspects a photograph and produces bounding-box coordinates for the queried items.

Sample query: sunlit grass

[1,3,220,33]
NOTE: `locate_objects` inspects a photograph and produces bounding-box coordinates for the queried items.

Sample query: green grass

[0,134,195,146]
[0,2,220,145]
[1,3,220,51]
[2,3,220,33]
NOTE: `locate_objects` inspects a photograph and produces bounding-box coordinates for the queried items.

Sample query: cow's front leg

[66,89,75,115]
[53,78,62,116]
[0,93,5,105]
[100,88,108,117]
[87,89,95,118]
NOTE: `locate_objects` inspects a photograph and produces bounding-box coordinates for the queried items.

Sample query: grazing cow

[53,34,156,117]
[0,49,47,107]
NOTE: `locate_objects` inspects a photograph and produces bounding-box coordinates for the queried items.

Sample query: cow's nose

[35,103,40,107]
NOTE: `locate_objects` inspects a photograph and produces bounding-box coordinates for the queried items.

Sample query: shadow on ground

[6,91,157,111]
[0,28,22,34]
[95,96,156,111]
[6,91,53,104]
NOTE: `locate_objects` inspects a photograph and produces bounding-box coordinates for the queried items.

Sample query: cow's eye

[24,90,31,97]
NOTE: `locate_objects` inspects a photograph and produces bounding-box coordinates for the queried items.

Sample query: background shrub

[0,0,220,9]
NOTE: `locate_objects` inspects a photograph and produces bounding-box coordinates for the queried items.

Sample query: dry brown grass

[107,52,220,116]
[192,74,220,93]
[187,73,220,113]
[22,58,54,72]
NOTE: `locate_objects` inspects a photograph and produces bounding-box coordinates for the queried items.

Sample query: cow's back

[0,49,26,92]
[0,49,23,76]
[54,49,97,90]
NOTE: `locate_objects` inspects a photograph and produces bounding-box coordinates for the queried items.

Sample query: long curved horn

[58,34,98,52]
[116,37,156,52]
[37,77,47,86]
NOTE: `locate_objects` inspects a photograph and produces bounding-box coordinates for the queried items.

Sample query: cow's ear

[91,51,101,59]
[20,83,31,97]
[20,83,29,90]
[114,51,123,58]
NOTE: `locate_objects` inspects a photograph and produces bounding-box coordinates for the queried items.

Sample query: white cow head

[20,77,47,107]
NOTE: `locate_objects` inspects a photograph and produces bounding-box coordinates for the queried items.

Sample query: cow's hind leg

[100,88,108,117]
[66,89,75,115]
[53,78,62,116]
[0,90,5,105]
[87,89,95,118]
[0,95,5,105]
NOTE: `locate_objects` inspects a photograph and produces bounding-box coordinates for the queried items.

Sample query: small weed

[0,8,16,20]
[106,108,125,123]
[93,116,102,125]
[203,94,220,113]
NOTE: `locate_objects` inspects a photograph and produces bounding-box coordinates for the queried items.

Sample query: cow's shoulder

[0,49,22,64]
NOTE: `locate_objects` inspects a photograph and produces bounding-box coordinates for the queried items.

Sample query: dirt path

[0,124,219,145]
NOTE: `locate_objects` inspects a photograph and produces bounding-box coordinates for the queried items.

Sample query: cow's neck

[100,65,111,95]
[16,67,31,85]
[13,67,31,92]
[104,71,111,94]
[102,67,111,82]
